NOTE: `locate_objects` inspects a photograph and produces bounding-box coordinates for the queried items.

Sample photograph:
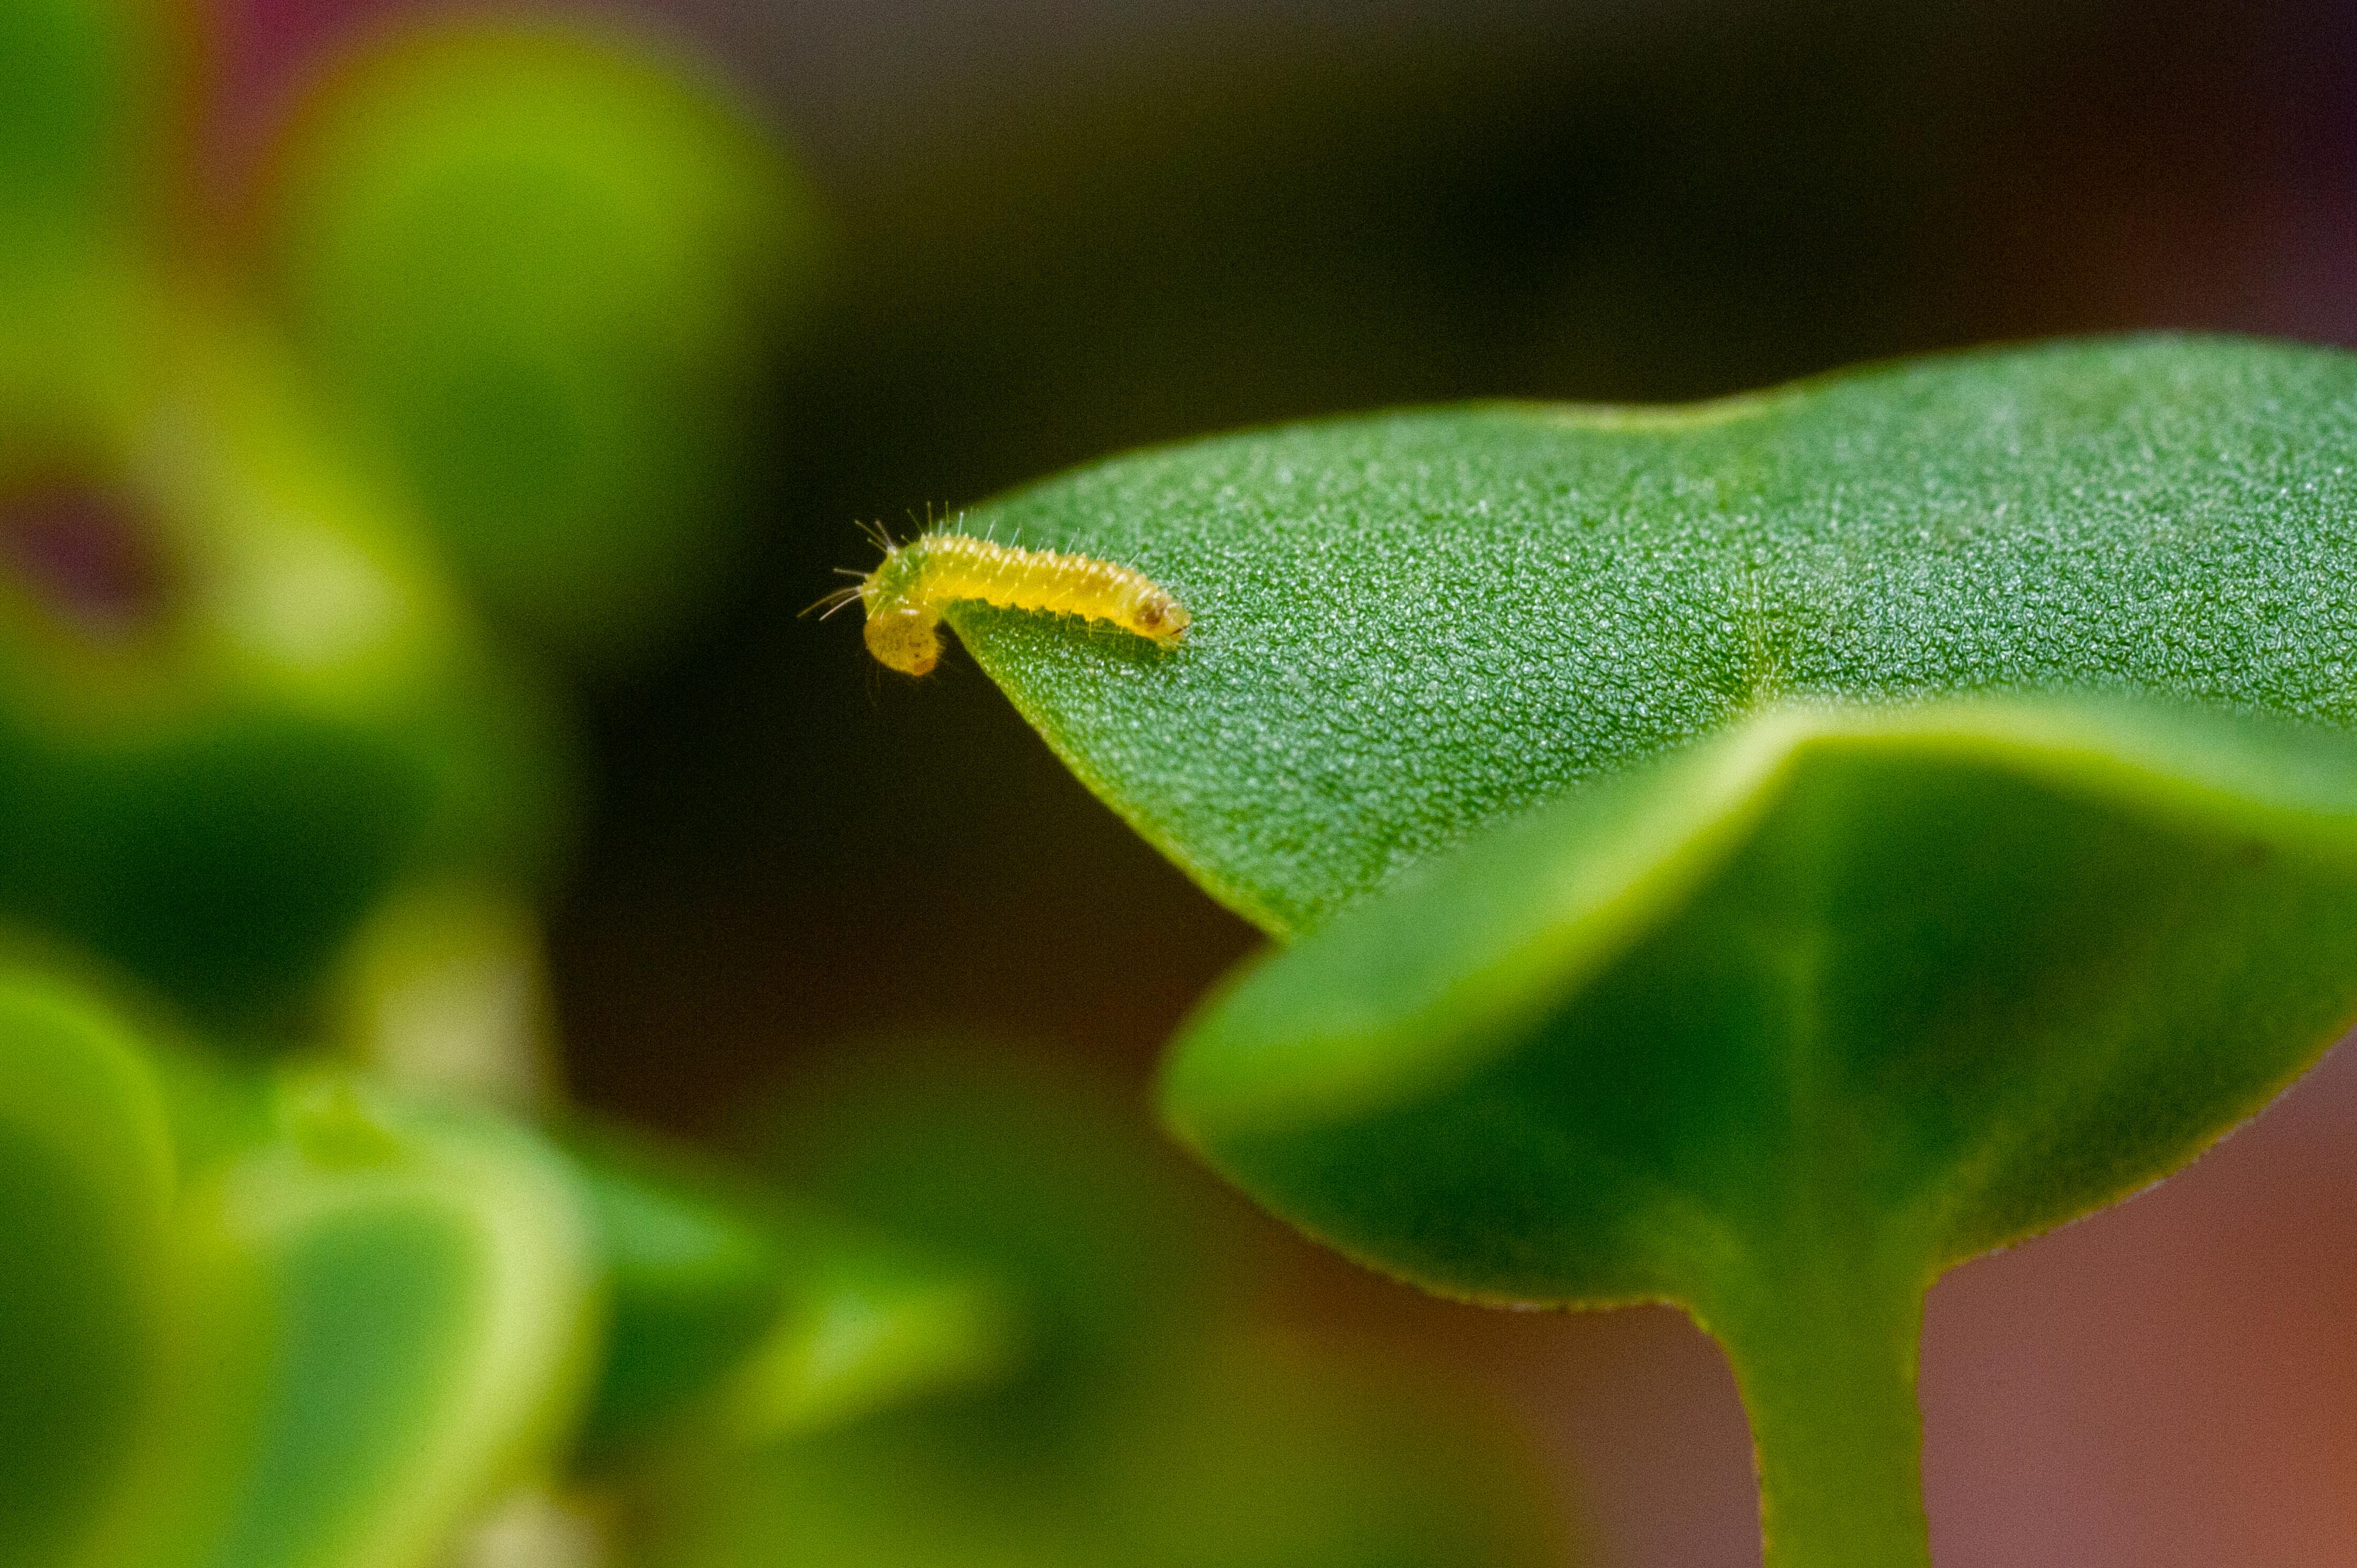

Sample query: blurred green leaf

[754,1043,1230,1384]
[954,335,2357,936]
[0,972,172,1565]
[560,1124,1013,1461]
[633,1044,1563,1568]
[0,0,172,247]
[0,273,572,1023]
[1106,1338,1568,1568]
[265,20,821,661]
[1165,697,2357,1566]
[114,1011,272,1179]
[635,1338,1563,1568]
[111,1077,595,1568]
[563,1134,784,1456]
[712,1203,1019,1448]
[330,880,559,1110]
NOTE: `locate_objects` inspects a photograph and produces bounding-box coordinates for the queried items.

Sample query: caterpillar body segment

[854,529,1190,676]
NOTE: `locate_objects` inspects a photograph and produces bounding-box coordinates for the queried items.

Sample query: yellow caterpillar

[829,524,1190,676]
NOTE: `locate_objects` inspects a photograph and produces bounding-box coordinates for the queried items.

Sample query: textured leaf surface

[957,336,2357,934]
[951,336,2357,1565]
[1165,697,2357,1296]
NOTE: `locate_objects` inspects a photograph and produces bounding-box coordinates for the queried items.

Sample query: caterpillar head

[864,603,941,676]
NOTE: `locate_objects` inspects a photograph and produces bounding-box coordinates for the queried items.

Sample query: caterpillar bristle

[801,582,867,619]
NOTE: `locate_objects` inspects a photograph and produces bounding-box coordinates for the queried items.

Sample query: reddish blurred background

[218,1,2357,1562]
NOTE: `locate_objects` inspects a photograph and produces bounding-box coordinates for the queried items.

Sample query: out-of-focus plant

[0,11,1575,1567]
[556,1115,1020,1465]
[0,0,567,1032]
[261,22,821,664]
[0,962,1570,1567]
[624,1042,1567,1568]
[0,1,986,1563]
[0,0,179,260]
[0,960,1033,1568]
[111,1071,596,1568]
[0,1,810,1030]
[0,969,595,1568]
[0,973,171,1567]
[0,273,566,1026]
[928,336,2357,1567]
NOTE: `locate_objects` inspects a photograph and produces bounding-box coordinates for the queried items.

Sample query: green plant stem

[1698,1235,1932,1568]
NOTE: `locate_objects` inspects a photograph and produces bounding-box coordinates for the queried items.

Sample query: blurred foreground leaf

[114,1078,595,1568]
[0,975,172,1564]
[627,1044,1564,1568]
[638,1336,1561,1568]
[266,20,820,661]
[0,273,570,1022]
[0,0,174,248]
[713,1204,1020,1446]
[756,1044,1230,1380]
[562,1125,1014,1461]
[1107,1338,1566,1568]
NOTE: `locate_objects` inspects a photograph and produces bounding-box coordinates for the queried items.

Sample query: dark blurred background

[222,1,2357,1562]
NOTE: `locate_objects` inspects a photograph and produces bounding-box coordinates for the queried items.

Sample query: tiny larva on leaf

[823,521,1189,676]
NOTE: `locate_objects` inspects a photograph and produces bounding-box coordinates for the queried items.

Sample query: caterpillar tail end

[864,606,942,676]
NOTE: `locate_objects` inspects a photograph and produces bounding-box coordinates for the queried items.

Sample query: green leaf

[952,334,2357,936]
[264,20,821,660]
[1103,1339,1568,1568]
[0,0,172,247]
[940,336,2357,1564]
[553,1131,785,1457]
[110,1078,595,1568]
[631,1044,1563,1568]
[559,1124,1014,1460]
[752,1043,1233,1384]
[1163,695,2357,1567]
[633,1338,1565,1568]
[0,973,172,1565]
[710,1204,1019,1447]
